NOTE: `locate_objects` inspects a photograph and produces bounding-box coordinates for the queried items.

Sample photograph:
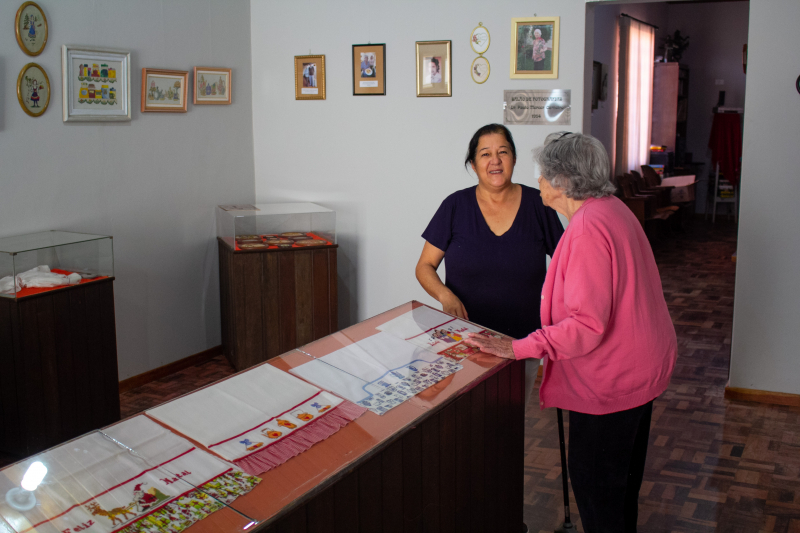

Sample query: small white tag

[360,81,379,88]
[301,88,319,95]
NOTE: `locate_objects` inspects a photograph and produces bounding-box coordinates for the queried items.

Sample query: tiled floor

[7,218,799,532]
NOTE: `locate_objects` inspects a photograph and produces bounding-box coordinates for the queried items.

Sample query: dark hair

[431,57,440,71]
[464,124,517,170]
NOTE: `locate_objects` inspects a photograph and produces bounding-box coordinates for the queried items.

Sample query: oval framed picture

[17,62,50,117]
[471,56,490,84]
[471,23,490,55]
[15,1,48,56]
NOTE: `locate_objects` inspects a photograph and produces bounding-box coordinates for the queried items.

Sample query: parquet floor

[6,218,798,532]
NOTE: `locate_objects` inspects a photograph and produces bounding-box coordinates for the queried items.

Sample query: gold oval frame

[471,56,490,84]
[17,62,51,117]
[470,23,490,55]
[15,1,48,57]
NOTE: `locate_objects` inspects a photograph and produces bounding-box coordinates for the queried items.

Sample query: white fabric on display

[290,331,463,415]
[147,363,365,474]
[0,416,259,533]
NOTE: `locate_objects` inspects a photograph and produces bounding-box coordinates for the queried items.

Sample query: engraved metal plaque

[503,89,571,125]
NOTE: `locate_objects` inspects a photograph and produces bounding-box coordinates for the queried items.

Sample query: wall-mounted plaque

[503,89,571,126]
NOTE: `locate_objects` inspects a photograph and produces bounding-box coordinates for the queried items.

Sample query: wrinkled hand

[464,333,516,359]
[440,292,468,320]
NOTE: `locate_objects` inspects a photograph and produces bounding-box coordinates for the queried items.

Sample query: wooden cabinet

[0,279,121,457]
[218,239,338,371]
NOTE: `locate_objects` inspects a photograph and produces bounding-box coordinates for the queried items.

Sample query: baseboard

[724,385,800,407]
[119,345,223,393]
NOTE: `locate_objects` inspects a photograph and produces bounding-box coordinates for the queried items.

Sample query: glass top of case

[0,231,110,254]
[219,203,333,215]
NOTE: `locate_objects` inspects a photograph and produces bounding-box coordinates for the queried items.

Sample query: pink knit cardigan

[512,196,677,415]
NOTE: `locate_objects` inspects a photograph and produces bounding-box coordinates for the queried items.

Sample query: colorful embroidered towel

[290,331,462,415]
[376,306,502,360]
[0,416,259,533]
[147,363,366,476]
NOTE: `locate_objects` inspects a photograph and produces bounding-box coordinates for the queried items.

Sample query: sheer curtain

[614,16,655,177]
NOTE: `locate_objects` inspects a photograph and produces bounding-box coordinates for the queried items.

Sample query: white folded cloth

[0,266,82,294]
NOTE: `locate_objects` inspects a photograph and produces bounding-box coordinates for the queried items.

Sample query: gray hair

[533,132,615,200]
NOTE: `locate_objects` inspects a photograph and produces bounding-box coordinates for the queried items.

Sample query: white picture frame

[62,45,131,122]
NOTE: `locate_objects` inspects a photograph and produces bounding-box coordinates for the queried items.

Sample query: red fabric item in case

[708,113,742,187]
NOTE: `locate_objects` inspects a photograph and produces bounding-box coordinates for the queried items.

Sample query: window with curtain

[614,16,655,177]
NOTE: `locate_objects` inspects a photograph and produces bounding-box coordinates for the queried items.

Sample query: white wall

[729,0,800,395]
[251,0,588,326]
[666,1,749,212]
[0,0,255,379]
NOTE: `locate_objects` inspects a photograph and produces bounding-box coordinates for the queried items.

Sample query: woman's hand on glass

[464,333,515,359]
[440,291,469,320]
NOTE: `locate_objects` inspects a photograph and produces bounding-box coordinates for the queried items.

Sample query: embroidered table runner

[0,416,259,533]
[376,306,502,360]
[147,363,365,476]
[290,331,462,415]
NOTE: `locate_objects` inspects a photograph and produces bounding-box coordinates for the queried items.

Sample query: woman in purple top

[415,124,563,341]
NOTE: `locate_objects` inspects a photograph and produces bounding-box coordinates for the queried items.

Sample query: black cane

[555,408,574,532]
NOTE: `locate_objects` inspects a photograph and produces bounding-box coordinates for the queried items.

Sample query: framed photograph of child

[295,55,326,100]
[352,44,385,96]
[416,40,451,97]
[510,17,560,79]
[194,67,231,105]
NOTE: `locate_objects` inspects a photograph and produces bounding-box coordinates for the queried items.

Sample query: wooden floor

[5,218,799,532]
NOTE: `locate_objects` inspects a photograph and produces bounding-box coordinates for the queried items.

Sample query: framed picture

[17,62,50,117]
[510,17,560,79]
[141,68,188,113]
[416,40,451,97]
[62,45,131,122]
[194,67,231,105]
[294,55,326,100]
[352,44,385,96]
[471,23,490,55]
[15,1,47,56]
[471,56,490,84]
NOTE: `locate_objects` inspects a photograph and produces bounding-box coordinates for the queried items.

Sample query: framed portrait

[194,67,232,105]
[15,1,47,56]
[294,55,326,100]
[142,68,189,113]
[62,45,131,122]
[471,23,490,55]
[17,62,50,117]
[416,40,451,97]
[471,56,490,84]
[352,44,385,96]
[510,17,560,79]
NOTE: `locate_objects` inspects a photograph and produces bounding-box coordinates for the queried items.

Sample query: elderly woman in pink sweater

[466,132,677,532]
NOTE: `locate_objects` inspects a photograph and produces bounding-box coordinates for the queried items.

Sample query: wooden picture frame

[15,1,47,56]
[352,44,385,96]
[295,55,326,100]
[17,62,50,117]
[510,17,560,79]
[416,40,451,97]
[194,67,232,105]
[141,68,188,113]
[62,45,131,122]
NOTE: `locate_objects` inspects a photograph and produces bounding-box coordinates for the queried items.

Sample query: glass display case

[0,231,114,299]
[215,203,336,251]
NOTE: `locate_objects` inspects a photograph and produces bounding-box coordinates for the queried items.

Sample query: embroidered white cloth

[147,363,366,475]
[376,306,502,360]
[290,331,462,415]
[0,266,81,294]
[0,416,259,533]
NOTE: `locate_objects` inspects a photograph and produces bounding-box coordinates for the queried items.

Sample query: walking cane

[555,408,574,532]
